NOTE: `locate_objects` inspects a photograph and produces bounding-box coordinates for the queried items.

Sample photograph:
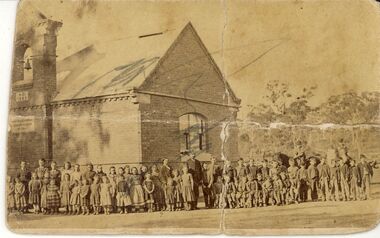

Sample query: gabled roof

[54,22,240,105]
[139,22,241,105]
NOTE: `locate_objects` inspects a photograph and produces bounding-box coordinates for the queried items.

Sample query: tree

[247,80,316,124]
[315,91,379,124]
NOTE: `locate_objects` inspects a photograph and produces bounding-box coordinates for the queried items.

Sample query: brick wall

[138,94,239,163]
[8,19,62,170]
[52,99,141,165]
[8,106,49,170]
[139,23,238,107]
[137,23,240,163]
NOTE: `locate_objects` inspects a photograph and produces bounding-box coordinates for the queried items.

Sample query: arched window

[179,113,207,153]
[13,44,33,84]
[23,47,33,82]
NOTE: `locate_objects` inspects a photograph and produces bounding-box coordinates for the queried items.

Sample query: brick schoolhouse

[8,14,241,170]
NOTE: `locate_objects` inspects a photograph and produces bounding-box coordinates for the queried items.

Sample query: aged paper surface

[6,0,380,235]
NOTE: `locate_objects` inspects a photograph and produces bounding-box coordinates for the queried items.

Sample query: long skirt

[80,197,89,206]
[153,186,165,205]
[182,185,195,202]
[131,185,145,206]
[8,194,15,208]
[41,191,48,208]
[70,194,80,206]
[100,192,112,206]
[29,191,40,205]
[90,193,100,206]
[116,192,132,207]
[46,192,60,209]
[61,191,71,207]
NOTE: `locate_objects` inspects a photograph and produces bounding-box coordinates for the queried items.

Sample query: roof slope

[54,27,181,101]
[54,22,240,106]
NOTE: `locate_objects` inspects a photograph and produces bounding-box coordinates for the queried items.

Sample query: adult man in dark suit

[186,153,202,209]
[201,158,215,208]
[160,158,171,185]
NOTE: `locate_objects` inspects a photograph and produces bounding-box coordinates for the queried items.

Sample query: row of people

[7,153,375,215]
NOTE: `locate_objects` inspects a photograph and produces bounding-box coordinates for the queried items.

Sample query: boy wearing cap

[318,157,331,201]
[338,159,350,201]
[349,159,360,201]
[297,161,308,202]
[358,154,373,200]
[307,157,319,202]
[329,160,340,201]
[287,158,299,203]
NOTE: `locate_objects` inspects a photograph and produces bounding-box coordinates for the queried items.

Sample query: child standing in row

[246,175,258,208]
[7,176,15,214]
[46,179,60,214]
[70,180,81,214]
[330,160,340,201]
[60,173,71,214]
[40,172,50,214]
[15,177,27,213]
[143,173,155,212]
[80,178,90,215]
[349,160,360,201]
[116,170,132,214]
[100,176,113,215]
[262,177,274,206]
[165,178,175,211]
[172,169,183,211]
[181,166,195,211]
[273,174,284,205]
[130,167,145,212]
[90,176,101,215]
[28,172,41,214]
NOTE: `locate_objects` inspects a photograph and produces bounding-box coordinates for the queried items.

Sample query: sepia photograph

[5,0,380,235]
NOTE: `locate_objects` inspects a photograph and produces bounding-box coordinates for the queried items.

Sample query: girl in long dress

[151,165,165,211]
[79,178,90,215]
[7,176,15,214]
[15,177,27,214]
[180,166,195,211]
[28,172,41,214]
[172,169,183,211]
[40,172,50,214]
[70,180,80,215]
[46,179,60,214]
[143,172,155,212]
[100,176,113,215]
[60,173,71,214]
[130,167,145,212]
[90,176,101,215]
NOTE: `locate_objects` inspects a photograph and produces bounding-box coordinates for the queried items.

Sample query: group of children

[217,154,374,209]
[7,159,203,215]
[7,152,375,215]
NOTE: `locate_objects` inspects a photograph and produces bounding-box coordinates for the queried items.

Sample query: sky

[16,0,380,118]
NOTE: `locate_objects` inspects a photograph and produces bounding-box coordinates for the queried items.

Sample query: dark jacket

[187,158,202,184]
